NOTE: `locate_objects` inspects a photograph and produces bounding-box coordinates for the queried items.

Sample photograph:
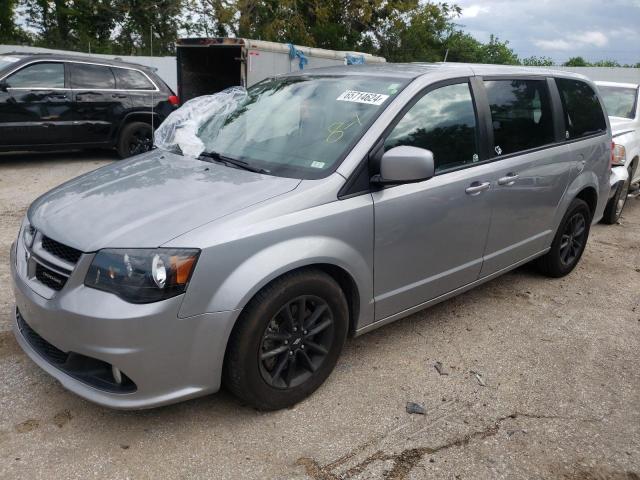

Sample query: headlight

[22,222,35,249]
[85,249,200,303]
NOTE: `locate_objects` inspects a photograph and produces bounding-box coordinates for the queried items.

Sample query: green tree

[444,31,483,63]
[115,0,183,55]
[590,59,621,67]
[22,0,75,49]
[563,56,588,67]
[477,34,519,64]
[0,0,31,43]
[520,55,554,66]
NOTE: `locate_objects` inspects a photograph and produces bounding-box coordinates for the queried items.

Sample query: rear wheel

[602,168,631,224]
[223,269,349,410]
[117,122,152,158]
[536,198,591,277]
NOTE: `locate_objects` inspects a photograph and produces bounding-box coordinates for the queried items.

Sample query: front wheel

[223,269,349,410]
[116,122,152,158]
[536,198,591,278]
[602,170,631,224]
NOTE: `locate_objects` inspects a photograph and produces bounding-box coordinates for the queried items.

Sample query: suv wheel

[602,168,631,224]
[536,198,591,278]
[223,269,348,410]
[117,122,152,158]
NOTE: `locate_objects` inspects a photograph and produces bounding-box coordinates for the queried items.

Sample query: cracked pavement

[0,151,639,479]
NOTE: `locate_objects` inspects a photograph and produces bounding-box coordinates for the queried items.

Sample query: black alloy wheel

[127,125,152,156]
[259,295,334,389]
[223,269,348,410]
[117,121,153,158]
[536,198,591,277]
[558,212,587,267]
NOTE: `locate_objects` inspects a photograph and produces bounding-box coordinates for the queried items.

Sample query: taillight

[168,95,179,106]
[612,142,626,167]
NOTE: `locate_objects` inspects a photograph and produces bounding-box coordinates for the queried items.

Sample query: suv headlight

[85,248,200,303]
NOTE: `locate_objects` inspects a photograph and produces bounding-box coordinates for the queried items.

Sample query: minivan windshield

[196,75,407,179]
[599,86,638,119]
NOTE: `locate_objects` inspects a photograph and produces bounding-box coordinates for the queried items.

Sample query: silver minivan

[10,64,611,410]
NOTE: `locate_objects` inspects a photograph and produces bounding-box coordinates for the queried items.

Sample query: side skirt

[354,248,550,337]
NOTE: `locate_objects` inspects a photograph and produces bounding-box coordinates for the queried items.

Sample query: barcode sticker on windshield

[337,90,389,106]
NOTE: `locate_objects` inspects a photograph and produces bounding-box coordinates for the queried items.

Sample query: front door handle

[465,181,491,195]
[497,173,519,186]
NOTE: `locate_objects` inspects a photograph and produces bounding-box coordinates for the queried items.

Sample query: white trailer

[176,37,386,103]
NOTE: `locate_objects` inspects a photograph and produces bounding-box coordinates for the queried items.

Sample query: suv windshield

[599,86,638,119]
[197,75,407,179]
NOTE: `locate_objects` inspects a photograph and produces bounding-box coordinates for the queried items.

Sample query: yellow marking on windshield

[326,113,363,143]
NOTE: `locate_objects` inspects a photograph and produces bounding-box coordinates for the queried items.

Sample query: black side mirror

[0,81,8,92]
[372,146,435,185]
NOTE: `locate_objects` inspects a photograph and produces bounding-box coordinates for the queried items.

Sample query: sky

[453,0,640,64]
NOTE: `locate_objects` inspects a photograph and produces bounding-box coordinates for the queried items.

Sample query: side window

[484,79,555,156]
[6,62,64,88]
[113,68,155,90]
[70,63,116,89]
[384,83,478,173]
[556,78,606,139]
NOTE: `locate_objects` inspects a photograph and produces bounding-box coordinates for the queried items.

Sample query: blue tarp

[345,54,366,65]
[288,43,309,70]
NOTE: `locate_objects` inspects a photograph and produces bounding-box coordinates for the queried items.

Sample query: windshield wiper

[199,151,269,174]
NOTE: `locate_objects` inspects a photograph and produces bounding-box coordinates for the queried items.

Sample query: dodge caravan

[11,64,611,410]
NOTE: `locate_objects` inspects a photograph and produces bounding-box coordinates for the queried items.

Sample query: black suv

[0,53,178,158]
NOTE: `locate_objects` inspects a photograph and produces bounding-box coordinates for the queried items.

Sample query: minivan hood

[28,151,301,251]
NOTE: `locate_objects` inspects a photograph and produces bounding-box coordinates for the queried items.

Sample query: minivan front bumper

[10,239,239,410]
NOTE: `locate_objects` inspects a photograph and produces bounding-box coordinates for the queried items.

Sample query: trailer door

[177,45,243,103]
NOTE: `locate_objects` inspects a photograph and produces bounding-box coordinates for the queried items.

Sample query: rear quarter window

[113,68,156,90]
[555,78,607,139]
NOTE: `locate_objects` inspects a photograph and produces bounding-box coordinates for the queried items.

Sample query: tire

[116,122,152,158]
[536,198,591,278]
[223,269,349,410]
[602,168,631,225]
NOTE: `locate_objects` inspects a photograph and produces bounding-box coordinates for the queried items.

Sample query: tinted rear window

[484,79,555,155]
[113,67,155,90]
[556,79,607,139]
[70,63,116,89]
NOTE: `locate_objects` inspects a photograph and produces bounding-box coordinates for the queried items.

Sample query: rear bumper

[10,240,240,410]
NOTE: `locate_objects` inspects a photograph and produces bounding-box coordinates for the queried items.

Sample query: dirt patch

[0,330,20,359]
[52,409,72,428]
[14,419,39,434]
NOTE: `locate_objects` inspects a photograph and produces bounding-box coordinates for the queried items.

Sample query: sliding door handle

[497,173,519,186]
[465,181,491,195]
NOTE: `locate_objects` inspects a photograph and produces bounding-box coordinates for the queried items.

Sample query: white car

[596,81,640,223]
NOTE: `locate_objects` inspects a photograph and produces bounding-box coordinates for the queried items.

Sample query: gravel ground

[0,151,639,480]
